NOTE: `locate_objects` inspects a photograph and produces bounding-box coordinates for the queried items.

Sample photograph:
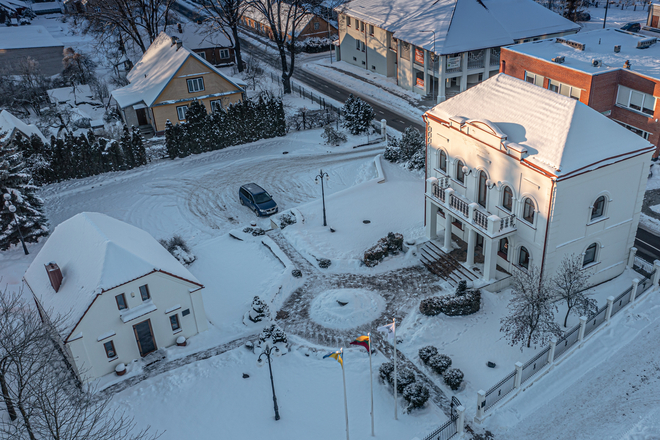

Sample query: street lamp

[257,344,282,421]
[315,169,329,227]
[421,30,437,103]
[3,193,28,255]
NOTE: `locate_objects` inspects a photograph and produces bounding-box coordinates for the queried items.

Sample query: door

[136,108,148,126]
[133,319,157,357]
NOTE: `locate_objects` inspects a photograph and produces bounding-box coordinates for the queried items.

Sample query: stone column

[483,238,498,282]
[467,228,477,268]
[605,296,614,323]
[578,316,587,347]
[627,246,637,268]
[483,47,491,82]
[547,337,557,364]
[381,119,387,140]
[426,200,438,240]
[459,52,468,92]
[653,260,660,286]
[475,390,486,423]
[443,215,453,252]
[456,405,465,434]
[630,278,640,304]
[438,55,446,103]
[513,361,523,388]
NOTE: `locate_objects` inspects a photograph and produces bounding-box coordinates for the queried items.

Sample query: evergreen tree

[119,125,135,167]
[13,133,52,185]
[184,101,209,154]
[106,140,125,170]
[342,94,375,135]
[130,126,148,166]
[165,119,178,159]
[0,143,48,251]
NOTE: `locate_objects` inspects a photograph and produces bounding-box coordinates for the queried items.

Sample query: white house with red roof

[23,212,208,383]
[424,74,654,285]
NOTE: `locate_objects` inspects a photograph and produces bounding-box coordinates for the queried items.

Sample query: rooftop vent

[552,56,565,64]
[556,37,586,51]
[614,45,621,53]
[624,59,631,69]
[637,37,657,49]
[592,59,603,67]
[45,263,62,293]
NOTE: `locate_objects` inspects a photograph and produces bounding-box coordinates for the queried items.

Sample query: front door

[133,319,157,357]
[136,108,148,126]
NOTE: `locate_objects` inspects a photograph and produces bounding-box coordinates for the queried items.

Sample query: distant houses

[111,32,245,136]
[174,22,237,67]
[0,25,64,76]
[241,4,337,42]
[24,213,209,383]
[0,110,47,145]
[335,0,579,102]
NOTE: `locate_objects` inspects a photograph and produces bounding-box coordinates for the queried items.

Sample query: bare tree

[500,266,562,348]
[201,0,247,72]
[247,0,316,93]
[552,254,597,327]
[62,48,98,87]
[79,0,178,54]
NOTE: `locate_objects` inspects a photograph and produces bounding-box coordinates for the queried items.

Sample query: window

[524,71,544,87]
[220,49,230,59]
[360,21,364,32]
[616,85,656,115]
[187,77,205,93]
[369,24,374,35]
[518,247,530,269]
[498,238,508,260]
[478,171,487,208]
[439,150,447,172]
[548,79,581,100]
[614,120,651,140]
[314,22,320,30]
[347,16,351,27]
[211,99,224,113]
[104,341,116,359]
[456,160,465,183]
[196,51,206,59]
[361,41,366,52]
[583,243,597,266]
[176,105,188,121]
[139,284,150,301]
[522,198,535,224]
[170,314,181,331]
[502,186,513,212]
[115,294,127,311]
[356,39,360,50]
[182,308,191,316]
[591,195,606,220]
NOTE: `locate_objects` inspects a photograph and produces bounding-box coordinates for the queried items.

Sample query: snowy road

[39,131,384,247]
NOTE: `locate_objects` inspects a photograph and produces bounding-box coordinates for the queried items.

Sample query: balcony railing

[467,50,485,70]
[473,209,488,230]
[499,214,516,232]
[489,48,500,67]
[450,193,469,217]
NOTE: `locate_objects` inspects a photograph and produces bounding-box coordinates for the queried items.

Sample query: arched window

[439,150,447,172]
[591,196,606,220]
[523,198,535,224]
[478,171,487,207]
[518,246,530,269]
[583,243,597,266]
[502,186,513,212]
[498,238,508,259]
[456,160,465,183]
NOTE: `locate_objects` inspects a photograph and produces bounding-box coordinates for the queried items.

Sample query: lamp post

[315,169,329,227]
[3,193,28,255]
[421,30,436,103]
[603,0,610,28]
[257,344,281,421]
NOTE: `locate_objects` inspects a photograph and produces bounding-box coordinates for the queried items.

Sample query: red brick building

[501,28,660,157]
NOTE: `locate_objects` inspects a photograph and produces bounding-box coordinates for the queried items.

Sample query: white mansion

[336,0,579,102]
[424,74,654,285]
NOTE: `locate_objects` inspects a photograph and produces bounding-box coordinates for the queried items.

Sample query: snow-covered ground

[579,3,649,31]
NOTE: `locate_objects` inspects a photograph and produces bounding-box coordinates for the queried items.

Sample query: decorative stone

[115,363,127,376]
[176,336,187,347]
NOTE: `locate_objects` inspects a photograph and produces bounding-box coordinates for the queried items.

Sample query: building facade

[336,0,579,102]
[241,7,337,42]
[0,25,64,76]
[174,22,236,67]
[501,28,660,156]
[424,74,653,285]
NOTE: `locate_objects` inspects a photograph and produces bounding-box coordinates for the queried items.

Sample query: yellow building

[112,32,245,136]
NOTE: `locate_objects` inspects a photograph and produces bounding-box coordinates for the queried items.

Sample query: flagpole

[393,318,397,421]
[368,332,374,437]
[341,348,350,440]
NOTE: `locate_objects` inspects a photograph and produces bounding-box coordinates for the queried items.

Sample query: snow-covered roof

[47,84,95,104]
[0,0,27,11]
[338,0,580,55]
[242,3,318,38]
[0,110,47,143]
[0,25,63,50]
[503,28,660,81]
[174,22,232,49]
[24,212,202,339]
[427,74,654,177]
[111,32,243,109]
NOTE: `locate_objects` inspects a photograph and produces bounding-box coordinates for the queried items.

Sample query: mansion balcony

[425,176,516,240]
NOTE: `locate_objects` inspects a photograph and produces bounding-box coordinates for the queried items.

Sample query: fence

[269,72,341,114]
[421,396,463,440]
[477,269,656,420]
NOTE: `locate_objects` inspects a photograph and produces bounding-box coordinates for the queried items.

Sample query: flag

[324,350,343,367]
[377,322,395,340]
[350,335,370,353]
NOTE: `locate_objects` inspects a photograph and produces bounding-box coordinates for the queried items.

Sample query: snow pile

[309,288,386,329]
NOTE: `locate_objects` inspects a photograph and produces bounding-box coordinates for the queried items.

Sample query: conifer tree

[0,143,48,251]
[106,140,125,170]
[342,94,375,135]
[130,126,148,166]
[184,101,209,154]
[119,125,135,167]
[165,119,178,159]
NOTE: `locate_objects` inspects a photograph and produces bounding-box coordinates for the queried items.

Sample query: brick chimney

[45,263,63,292]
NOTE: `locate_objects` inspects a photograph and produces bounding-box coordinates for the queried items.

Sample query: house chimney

[45,263,63,292]
[176,40,182,50]
[614,45,621,53]
[624,59,631,69]
[177,23,183,34]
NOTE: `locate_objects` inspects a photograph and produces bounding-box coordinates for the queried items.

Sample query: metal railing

[449,193,469,217]
[633,255,654,277]
[422,415,457,440]
[584,304,608,337]
[489,48,500,67]
[521,345,551,385]
[467,50,485,69]
[611,286,633,316]
[483,371,516,411]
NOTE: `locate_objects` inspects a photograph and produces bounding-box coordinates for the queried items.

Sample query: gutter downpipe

[539,177,556,282]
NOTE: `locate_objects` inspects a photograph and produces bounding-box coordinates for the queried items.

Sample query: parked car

[239,183,278,216]
[621,22,641,32]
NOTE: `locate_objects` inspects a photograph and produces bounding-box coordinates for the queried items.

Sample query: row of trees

[165,96,286,159]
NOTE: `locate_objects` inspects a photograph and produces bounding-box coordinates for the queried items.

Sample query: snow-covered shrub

[294,36,337,53]
[363,232,404,267]
[258,324,288,348]
[248,296,270,323]
[378,361,394,383]
[279,212,297,229]
[443,368,464,390]
[419,296,444,316]
[383,144,401,162]
[403,382,430,411]
[395,367,417,393]
[288,109,330,131]
[427,354,452,375]
[418,346,438,364]
[159,235,195,265]
[342,94,374,135]
[243,227,265,236]
[318,258,331,269]
[408,148,425,170]
[321,125,347,146]
[455,280,468,296]
[384,126,425,170]
[291,269,302,278]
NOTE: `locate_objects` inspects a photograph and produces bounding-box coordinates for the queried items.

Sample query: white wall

[66,272,208,382]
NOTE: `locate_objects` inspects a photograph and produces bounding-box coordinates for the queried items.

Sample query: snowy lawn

[110,345,448,440]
